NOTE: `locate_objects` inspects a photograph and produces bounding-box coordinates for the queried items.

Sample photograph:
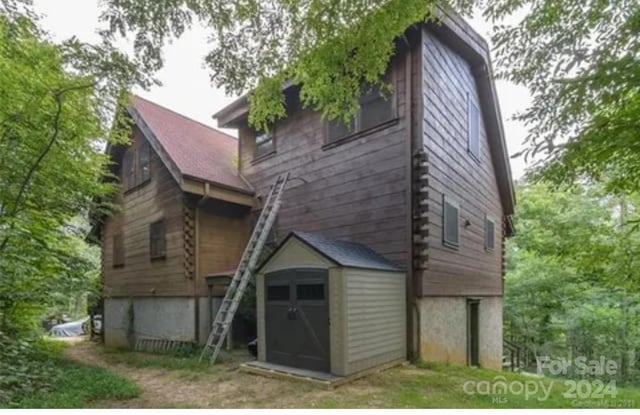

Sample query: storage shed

[254,231,406,378]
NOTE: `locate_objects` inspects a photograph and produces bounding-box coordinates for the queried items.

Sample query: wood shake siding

[420,29,503,296]
[102,126,188,297]
[239,57,410,266]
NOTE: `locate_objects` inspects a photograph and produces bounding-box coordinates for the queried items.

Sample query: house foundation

[104,296,222,348]
[418,296,502,369]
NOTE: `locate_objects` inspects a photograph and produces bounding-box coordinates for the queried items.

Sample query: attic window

[485,216,495,252]
[327,72,395,144]
[467,93,480,161]
[254,132,275,159]
[123,140,151,191]
[443,195,459,249]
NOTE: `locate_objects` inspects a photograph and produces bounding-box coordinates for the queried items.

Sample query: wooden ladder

[199,173,290,364]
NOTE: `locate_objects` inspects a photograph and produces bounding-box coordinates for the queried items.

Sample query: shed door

[265,269,330,372]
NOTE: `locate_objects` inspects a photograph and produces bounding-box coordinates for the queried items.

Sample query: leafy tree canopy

[102,0,640,193]
[100,0,476,131]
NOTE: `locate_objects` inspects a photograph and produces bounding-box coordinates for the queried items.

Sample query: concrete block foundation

[104,296,222,348]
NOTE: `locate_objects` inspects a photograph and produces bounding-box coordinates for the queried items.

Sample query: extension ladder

[199,173,289,364]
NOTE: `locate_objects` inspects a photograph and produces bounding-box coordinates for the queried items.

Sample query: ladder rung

[200,172,290,365]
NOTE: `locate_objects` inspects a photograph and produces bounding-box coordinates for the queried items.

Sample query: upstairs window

[254,132,275,159]
[327,72,395,143]
[123,140,151,190]
[485,216,495,252]
[149,219,166,259]
[467,94,480,161]
[113,234,124,268]
[443,195,460,249]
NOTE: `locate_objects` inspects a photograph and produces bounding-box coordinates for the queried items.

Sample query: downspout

[193,182,210,344]
[404,41,418,362]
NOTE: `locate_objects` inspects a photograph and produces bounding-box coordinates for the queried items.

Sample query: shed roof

[267,231,402,272]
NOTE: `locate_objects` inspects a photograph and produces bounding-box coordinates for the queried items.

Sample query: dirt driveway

[65,341,397,408]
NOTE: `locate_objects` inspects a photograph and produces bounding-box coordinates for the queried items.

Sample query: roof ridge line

[132,94,238,142]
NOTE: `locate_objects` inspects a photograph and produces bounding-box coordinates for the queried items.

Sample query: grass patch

[315,361,640,409]
[100,346,249,381]
[3,339,139,409]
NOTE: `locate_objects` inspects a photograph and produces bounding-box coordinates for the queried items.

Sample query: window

[254,132,275,159]
[123,141,151,190]
[327,73,395,143]
[296,284,325,301]
[467,299,480,366]
[443,195,460,249]
[468,94,480,160]
[139,141,150,182]
[149,220,166,259]
[267,285,290,301]
[485,216,495,252]
[113,234,124,268]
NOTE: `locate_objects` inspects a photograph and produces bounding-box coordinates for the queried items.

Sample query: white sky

[33,0,531,179]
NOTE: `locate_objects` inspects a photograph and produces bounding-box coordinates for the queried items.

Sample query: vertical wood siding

[420,29,504,296]
[239,58,409,266]
[102,126,188,297]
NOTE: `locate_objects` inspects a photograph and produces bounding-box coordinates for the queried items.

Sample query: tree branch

[0,83,94,254]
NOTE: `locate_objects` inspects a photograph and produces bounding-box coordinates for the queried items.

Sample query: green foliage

[505,182,640,382]
[0,332,59,405]
[486,0,640,192]
[100,0,475,131]
[2,341,139,408]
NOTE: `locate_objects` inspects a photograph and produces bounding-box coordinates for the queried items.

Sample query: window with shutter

[443,195,460,249]
[122,141,152,190]
[468,94,480,161]
[485,216,495,252]
[139,141,150,183]
[113,234,124,268]
[149,220,166,259]
[123,150,135,190]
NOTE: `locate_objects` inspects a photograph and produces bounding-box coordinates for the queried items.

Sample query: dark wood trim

[251,150,277,165]
[321,118,400,151]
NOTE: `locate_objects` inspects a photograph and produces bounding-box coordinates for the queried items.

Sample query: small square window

[468,94,480,161]
[296,284,325,301]
[485,216,495,252]
[254,132,275,159]
[149,220,166,259]
[267,285,289,301]
[113,234,124,268]
[443,195,459,249]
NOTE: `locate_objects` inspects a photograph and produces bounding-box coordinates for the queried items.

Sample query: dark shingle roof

[130,96,252,193]
[291,231,402,272]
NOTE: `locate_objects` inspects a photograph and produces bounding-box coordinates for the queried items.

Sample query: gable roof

[128,95,252,194]
[211,9,515,218]
[262,231,403,272]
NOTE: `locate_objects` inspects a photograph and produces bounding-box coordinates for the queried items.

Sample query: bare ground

[64,340,393,408]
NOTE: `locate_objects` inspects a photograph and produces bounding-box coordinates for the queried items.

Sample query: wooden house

[99,10,514,371]
[213,11,514,369]
[99,96,255,347]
